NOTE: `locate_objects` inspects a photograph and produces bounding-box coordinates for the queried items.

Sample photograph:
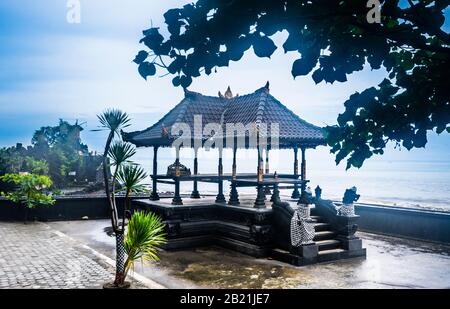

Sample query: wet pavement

[48,219,450,289]
[0,222,114,289]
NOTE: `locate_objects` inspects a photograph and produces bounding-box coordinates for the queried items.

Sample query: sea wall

[355,203,450,244]
[0,195,144,221]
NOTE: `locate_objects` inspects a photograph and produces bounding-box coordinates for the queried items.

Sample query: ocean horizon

[130,147,450,212]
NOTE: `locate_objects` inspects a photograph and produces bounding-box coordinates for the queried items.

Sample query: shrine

[122,82,366,265]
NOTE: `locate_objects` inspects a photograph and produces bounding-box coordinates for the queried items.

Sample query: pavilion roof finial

[225,86,233,99]
[264,81,270,92]
[221,86,239,99]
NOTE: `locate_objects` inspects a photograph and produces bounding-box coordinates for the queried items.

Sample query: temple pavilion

[122,82,366,266]
[123,82,325,207]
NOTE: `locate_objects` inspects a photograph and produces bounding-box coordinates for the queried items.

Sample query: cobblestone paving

[0,222,115,289]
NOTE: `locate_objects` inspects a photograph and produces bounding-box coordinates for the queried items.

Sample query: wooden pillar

[264,148,271,195]
[254,132,266,208]
[301,147,306,196]
[291,146,300,199]
[172,146,183,205]
[150,146,160,201]
[215,147,226,203]
[257,136,264,182]
[228,145,240,205]
[191,147,200,198]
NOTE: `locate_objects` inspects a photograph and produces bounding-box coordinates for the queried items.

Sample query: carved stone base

[150,191,160,201]
[290,243,318,259]
[228,185,240,206]
[254,185,266,208]
[215,193,226,204]
[190,190,201,199]
[337,236,363,251]
[291,188,300,199]
[172,196,183,205]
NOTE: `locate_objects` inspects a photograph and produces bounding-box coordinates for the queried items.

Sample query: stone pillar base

[290,243,318,259]
[337,236,362,251]
[190,190,201,199]
[215,194,226,204]
[150,192,160,201]
[171,196,183,205]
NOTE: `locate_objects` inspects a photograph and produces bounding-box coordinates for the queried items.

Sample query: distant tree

[32,119,88,153]
[0,119,102,189]
[0,173,55,210]
[134,0,450,168]
[0,148,48,176]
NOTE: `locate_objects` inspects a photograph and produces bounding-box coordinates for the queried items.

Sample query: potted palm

[97,109,166,289]
[104,163,166,288]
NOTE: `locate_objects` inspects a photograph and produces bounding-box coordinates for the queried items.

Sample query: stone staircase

[269,208,360,265]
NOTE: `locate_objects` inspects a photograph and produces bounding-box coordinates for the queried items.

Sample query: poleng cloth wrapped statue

[290,204,315,246]
[337,186,360,217]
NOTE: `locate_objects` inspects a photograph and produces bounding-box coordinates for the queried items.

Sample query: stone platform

[134,195,367,266]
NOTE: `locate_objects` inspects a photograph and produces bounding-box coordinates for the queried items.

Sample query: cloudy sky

[0,0,449,163]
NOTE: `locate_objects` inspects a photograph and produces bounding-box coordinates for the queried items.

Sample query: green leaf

[292,56,316,78]
[138,62,157,80]
[133,51,148,64]
[252,35,277,58]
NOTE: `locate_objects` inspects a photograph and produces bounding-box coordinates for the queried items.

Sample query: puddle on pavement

[156,246,314,288]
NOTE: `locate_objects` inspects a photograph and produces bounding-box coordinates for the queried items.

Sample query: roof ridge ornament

[264,81,270,92]
[220,86,238,99]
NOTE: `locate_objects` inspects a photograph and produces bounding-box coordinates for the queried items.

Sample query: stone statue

[338,186,359,216]
[297,186,314,205]
[314,185,322,200]
[342,186,360,204]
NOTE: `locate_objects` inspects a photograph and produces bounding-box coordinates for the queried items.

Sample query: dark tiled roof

[122,84,325,148]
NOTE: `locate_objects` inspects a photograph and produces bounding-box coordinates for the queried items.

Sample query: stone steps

[314,230,337,241]
[318,248,347,262]
[313,222,331,232]
[269,213,349,265]
[316,239,341,251]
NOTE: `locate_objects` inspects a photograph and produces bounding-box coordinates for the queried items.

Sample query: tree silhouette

[134,0,449,168]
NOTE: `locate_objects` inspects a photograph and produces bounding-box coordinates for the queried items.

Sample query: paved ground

[0,222,151,289]
[49,219,450,289]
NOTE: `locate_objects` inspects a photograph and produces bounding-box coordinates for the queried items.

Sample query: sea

[131,146,450,212]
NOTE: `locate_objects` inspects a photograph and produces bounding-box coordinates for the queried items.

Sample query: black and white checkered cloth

[116,234,126,274]
[290,205,315,247]
[337,203,356,216]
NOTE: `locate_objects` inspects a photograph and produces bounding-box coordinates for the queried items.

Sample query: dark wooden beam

[291,146,300,199]
[190,147,200,198]
[228,145,240,205]
[215,147,226,203]
[172,147,183,205]
[150,146,160,201]
[301,147,307,196]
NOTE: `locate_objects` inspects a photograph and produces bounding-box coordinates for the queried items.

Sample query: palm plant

[116,164,147,232]
[109,141,136,212]
[97,109,131,232]
[123,211,166,280]
[96,109,132,287]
